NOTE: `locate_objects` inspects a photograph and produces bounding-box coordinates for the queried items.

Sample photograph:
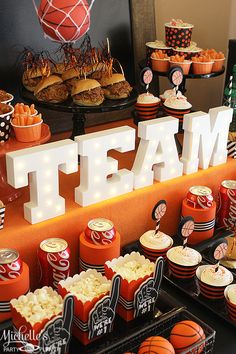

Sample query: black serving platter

[122,235,236,328]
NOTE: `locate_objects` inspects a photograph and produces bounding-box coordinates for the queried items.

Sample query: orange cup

[151,58,170,72]
[169,60,192,75]
[225,284,236,321]
[135,102,160,120]
[212,58,225,72]
[11,120,42,142]
[192,61,214,75]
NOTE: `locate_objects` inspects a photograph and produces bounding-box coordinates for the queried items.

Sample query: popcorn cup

[167,247,202,280]
[58,269,120,345]
[151,57,170,72]
[224,284,236,321]
[135,102,160,120]
[212,58,225,73]
[0,104,13,143]
[0,200,5,230]
[196,265,233,300]
[165,23,194,48]
[0,93,14,105]
[192,61,214,75]
[0,262,29,323]
[169,60,192,75]
[11,119,42,143]
[105,252,164,321]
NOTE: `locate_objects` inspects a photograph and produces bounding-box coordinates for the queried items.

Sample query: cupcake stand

[0,124,51,204]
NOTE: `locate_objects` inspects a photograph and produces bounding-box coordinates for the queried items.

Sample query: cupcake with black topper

[139,200,173,261]
[167,217,202,279]
[196,239,233,299]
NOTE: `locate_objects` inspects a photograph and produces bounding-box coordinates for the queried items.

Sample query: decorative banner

[181,106,233,174]
[6,140,78,224]
[88,275,121,339]
[132,116,183,188]
[134,257,164,318]
[75,126,135,206]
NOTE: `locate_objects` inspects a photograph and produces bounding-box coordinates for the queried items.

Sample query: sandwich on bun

[34,75,69,103]
[71,79,104,106]
[62,67,81,91]
[22,67,43,92]
[99,73,132,99]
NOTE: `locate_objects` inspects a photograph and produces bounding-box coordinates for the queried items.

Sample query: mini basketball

[38,0,90,42]
[138,336,175,354]
[169,320,205,354]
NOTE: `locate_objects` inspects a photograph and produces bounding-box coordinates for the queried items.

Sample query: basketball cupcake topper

[209,238,228,272]
[178,216,195,248]
[168,66,184,94]
[152,200,167,237]
[140,67,153,92]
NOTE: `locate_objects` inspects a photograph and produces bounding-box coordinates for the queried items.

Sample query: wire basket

[108,308,215,354]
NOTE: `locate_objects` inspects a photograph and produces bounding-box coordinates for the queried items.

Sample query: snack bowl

[0,93,14,105]
[212,58,225,72]
[151,57,170,72]
[169,60,192,75]
[192,61,214,75]
[0,104,14,143]
[167,246,202,280]
[196,265,233,299]
[224,284,236,321]
[11,119,42,142]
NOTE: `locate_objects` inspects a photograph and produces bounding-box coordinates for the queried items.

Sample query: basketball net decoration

[152,200,167,237]
[32,0,96,43]
[210,239,228,273]
[178,216,195,249]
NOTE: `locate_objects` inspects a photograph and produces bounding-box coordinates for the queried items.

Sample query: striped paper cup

[224,284,236,321]
[167,247,201,280]
[163,104,191,122]
[140,235,173,262]
[196,265,233,300]
[135,102,160,120]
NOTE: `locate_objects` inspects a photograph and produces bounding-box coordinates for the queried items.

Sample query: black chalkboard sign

[0,0,134,99]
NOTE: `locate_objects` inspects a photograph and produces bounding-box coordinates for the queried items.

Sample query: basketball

[38,0,90,42]
[138,336,175,354]
[169,320,205,353]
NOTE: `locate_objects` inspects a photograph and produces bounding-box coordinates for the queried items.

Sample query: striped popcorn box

[227,140,236,158]
[0,200,5,230]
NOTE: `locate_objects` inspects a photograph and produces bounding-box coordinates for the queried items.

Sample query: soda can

[217,180,236,231]
[85,218,116,245]
[186,186,213,209]
[38,238,70,289]
[0,248,22,281]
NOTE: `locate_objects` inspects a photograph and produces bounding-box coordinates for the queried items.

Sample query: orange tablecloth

[1,119,236,289]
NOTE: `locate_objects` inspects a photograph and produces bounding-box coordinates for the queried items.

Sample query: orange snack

[170,54,185,62]
[13,103,37,117]
[170,320,205,354]
[151,49,169,60]
[138,336,175,354]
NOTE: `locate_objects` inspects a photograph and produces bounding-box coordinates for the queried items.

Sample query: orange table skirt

[1,119,236,289]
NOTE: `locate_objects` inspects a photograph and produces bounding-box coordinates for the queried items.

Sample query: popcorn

[60,269,111,303]
[106,252,155,282]
[10,287,63,326]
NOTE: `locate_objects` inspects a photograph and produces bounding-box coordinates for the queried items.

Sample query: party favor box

[105,252,164,321]
[58,269,121,345]
[10,287,74,354]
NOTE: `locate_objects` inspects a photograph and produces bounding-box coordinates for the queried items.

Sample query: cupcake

[163,94,192,121]
[140,230,173,261]
[165,19,194,48]
[196,264,233,299]
[224,284,236,321]
[135,92,160,120]
[159,88,184,103]
[167,245,202,279]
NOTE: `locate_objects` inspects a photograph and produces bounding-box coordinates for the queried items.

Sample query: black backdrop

[0,0,134,100]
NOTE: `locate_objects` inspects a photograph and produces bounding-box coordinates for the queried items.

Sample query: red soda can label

[217,180,236,231]
[38,238,70,289]
[85,218,116,245]
[0,248,22,281]
[187,186,213,209]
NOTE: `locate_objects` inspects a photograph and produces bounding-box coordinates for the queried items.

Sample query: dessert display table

[0,123,51,204]
[1,118,236,290]
[20,87,138,139]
